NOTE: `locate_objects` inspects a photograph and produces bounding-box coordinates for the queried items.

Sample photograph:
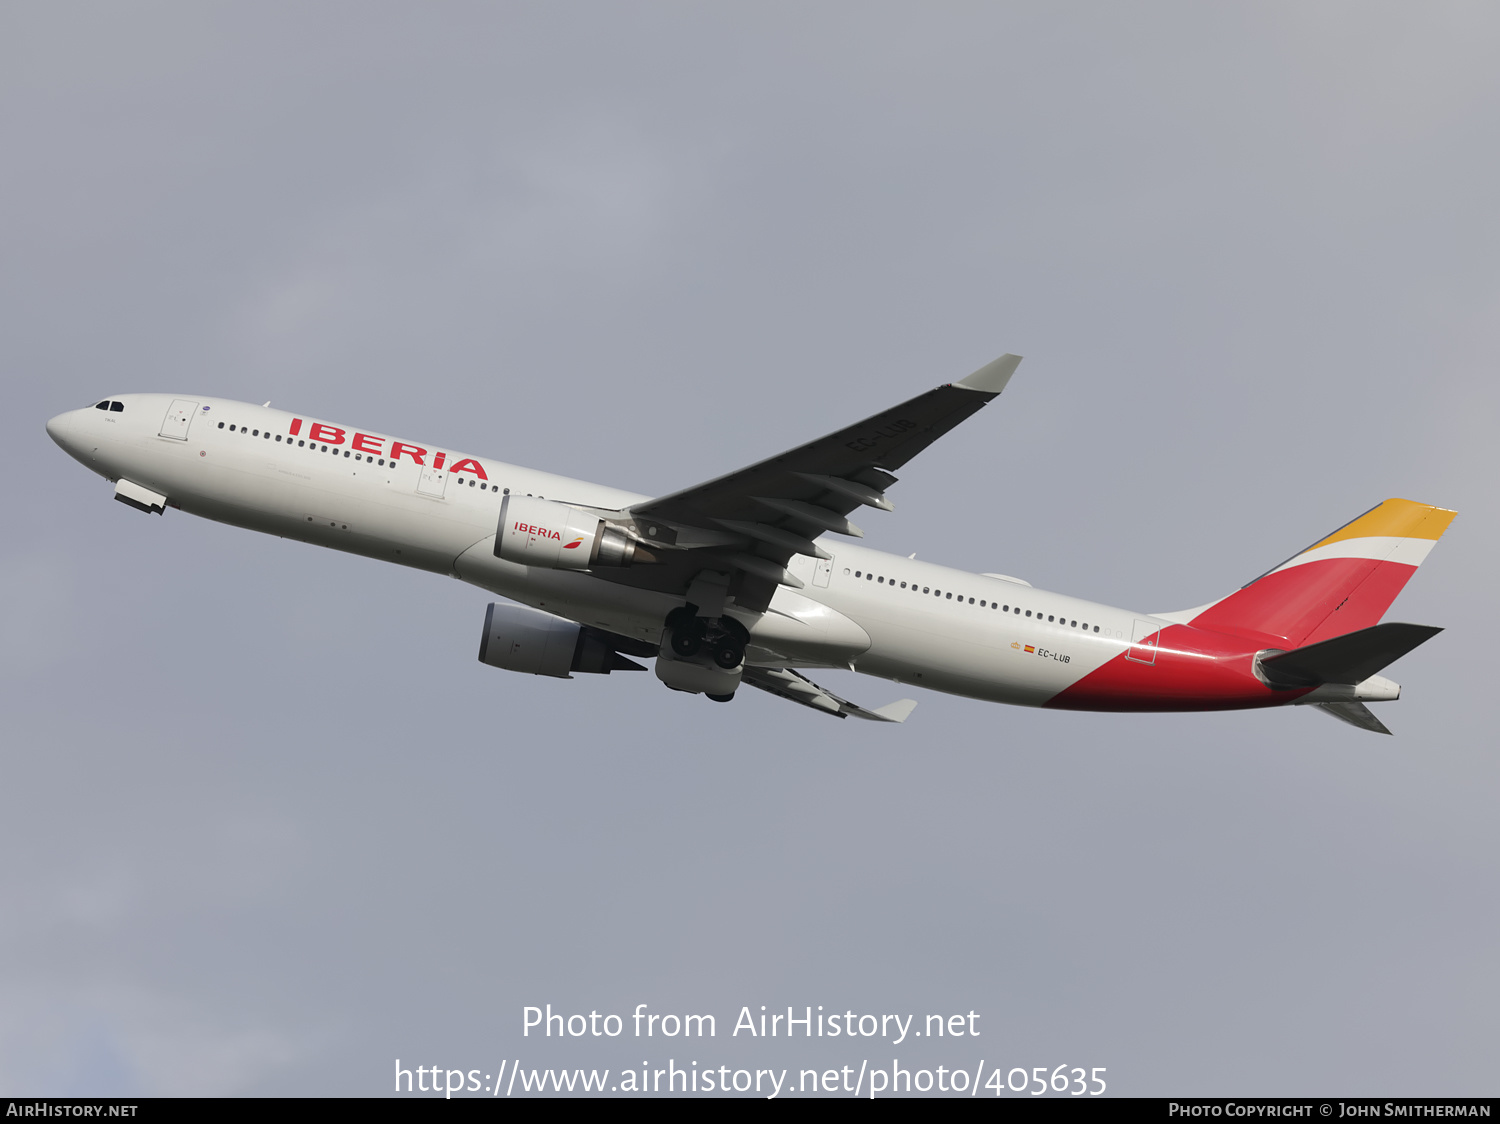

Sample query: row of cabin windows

[847,568,1102,633]
[216,421,504,490]
[217,420,507,489]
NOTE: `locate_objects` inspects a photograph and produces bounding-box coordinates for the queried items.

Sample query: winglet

[866,698,917,723]
[955,354,1022,394]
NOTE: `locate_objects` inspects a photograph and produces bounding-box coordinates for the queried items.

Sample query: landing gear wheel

[667,610,708,658]
[706,693,735,703]
[711,639,744,669]
[670,627,704,658]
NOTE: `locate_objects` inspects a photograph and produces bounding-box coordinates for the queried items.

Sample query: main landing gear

[665,606,747,669]
[658,606,749,701]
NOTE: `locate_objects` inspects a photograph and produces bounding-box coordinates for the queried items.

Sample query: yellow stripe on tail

[1307,498,1457,551]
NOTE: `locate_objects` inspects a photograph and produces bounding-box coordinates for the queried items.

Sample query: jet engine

[494,494,648,570]
[477,602,646,678]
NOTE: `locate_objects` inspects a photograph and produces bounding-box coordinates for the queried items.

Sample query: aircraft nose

[47,409,86,456]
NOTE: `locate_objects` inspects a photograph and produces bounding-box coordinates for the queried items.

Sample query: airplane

[46,355,1454,734]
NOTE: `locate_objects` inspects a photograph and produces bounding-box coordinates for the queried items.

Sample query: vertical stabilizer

[1181,499,1455,647]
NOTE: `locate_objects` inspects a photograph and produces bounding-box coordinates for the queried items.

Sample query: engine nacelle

[477,602,644,678]
[494,494,643,570]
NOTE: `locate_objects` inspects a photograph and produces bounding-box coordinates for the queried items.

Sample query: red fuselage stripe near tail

[1047,623,1311,713]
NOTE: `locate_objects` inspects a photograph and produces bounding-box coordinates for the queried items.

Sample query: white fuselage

[47,393,1154,707]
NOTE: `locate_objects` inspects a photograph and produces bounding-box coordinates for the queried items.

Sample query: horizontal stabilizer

[1310,701,1392,735]
[1260,622,1442,688]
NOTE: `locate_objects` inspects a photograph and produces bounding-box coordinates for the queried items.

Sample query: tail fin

[1181,499,1455,647]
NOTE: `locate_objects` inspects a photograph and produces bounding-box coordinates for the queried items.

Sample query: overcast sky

[3,1,1497,1097]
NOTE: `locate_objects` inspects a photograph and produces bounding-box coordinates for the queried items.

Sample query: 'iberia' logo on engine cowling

[562,538,584,550]
[516,522,561,540]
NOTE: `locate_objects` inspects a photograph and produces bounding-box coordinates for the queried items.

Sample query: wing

[591,354,1022,612]
[743,666,917,722]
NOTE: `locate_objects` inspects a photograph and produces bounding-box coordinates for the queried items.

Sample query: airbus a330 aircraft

[48,355,1454,733]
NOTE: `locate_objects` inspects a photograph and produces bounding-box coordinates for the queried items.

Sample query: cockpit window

[109,401,123,412]
[94,401,108,410]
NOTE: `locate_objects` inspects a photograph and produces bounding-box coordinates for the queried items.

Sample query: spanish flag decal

[1024,645,1035,653]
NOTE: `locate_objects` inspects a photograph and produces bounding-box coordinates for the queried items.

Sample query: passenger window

[1048,615,1054,622]
[855,571,862,578]
[217,422,224,429]
[1025,610,1032,617]
[1093,626,1100,633]
[252,429,259,436]
[298,440,305,446]
[276,434,282,441]
[343,450,350,457]
[945,592,952,600]
[968,598,974,605]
